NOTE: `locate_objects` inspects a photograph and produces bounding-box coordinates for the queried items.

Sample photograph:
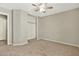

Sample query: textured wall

[13,10,22,44]
[21,11,36,40]
[38,8,79,46]
[13,10,36,45]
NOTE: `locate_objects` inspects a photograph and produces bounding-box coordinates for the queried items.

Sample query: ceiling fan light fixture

[40,7,46,13]
[32,3,53,13]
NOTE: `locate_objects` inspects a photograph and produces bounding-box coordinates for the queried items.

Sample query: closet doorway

[0,14,7,45]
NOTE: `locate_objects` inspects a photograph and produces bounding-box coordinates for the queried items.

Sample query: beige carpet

[0,39,79,56]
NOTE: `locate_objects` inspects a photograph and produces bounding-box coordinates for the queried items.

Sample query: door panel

[0,15,6,40]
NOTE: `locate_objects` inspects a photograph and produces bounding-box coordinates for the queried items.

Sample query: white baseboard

[0,39,6,40]
[27,37,36,40]
[39,38,79,48]
[13,41,28,46]
[7,42,12,45]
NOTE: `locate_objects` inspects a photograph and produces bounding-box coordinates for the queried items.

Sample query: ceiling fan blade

[32,4,37,6]
[38,3,43,6]
[32,7,39,12]
[47,7,53,9]
[34,9,39,11]
[42,11,46,13]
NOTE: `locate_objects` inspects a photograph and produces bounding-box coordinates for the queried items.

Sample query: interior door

[0,15,7,40]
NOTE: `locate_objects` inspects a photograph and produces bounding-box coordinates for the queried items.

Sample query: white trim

[0,12,8,16]
[13,41,28,46]
[0,12,10,45]
[39,38,79,48]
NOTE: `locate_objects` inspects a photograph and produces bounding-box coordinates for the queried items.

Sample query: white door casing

[0,12,10,45]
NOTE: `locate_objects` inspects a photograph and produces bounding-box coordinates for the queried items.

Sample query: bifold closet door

[0,15,7,40]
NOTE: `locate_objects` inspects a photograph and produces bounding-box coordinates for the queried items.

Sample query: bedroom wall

[21,11,36,40]
[13,10,36,45]
[38,8,79,46]
[12,10,22,45]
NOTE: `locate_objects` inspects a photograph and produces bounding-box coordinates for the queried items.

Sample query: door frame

[0,12,9,45]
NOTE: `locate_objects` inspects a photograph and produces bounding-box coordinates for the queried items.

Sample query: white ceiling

[0,3,79,17]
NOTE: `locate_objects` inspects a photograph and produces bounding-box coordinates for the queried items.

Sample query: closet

[0,15,7,43]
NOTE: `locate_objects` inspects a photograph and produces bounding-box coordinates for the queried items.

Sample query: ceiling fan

[32,3,53,13]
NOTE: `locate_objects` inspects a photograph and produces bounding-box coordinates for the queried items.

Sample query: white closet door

[0,15,6,40]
